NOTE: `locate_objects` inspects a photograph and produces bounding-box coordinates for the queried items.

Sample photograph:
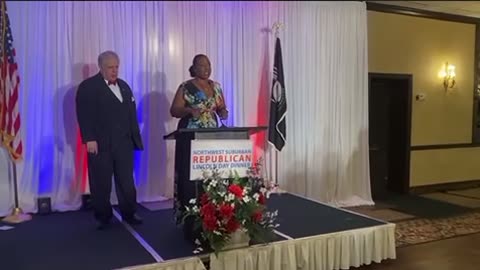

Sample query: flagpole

[0,1,31,224]
[2,159,32,223]
[274,149,278,187]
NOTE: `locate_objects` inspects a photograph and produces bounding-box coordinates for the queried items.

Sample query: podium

[163,126,267,241]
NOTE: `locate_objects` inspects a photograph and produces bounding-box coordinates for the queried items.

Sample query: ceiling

[367,1,480,18]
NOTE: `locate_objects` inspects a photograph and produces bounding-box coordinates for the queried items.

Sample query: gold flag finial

[272,22,283,38]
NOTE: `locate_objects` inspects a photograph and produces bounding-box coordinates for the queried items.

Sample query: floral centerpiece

[181,161,279,255]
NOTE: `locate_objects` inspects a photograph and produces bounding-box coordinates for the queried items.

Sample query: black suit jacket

[75,72,144,152]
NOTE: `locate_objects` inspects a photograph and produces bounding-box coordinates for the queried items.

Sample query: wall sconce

[438,62,456,91]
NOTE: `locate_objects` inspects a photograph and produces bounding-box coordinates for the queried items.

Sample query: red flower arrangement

[182,162,279,255]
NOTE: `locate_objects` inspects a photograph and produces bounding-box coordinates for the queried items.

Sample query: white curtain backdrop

[0,1,372,216]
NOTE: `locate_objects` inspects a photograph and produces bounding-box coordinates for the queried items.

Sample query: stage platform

[1,193,395,270]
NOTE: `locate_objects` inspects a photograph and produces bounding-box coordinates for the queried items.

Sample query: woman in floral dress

[169,54,229,237]
[170,54,228,128]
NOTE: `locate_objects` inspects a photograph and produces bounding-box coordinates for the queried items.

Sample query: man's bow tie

[108,80,117,86]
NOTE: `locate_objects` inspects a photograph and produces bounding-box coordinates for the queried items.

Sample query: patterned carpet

[346,188,480,248]
[395,211,480,247]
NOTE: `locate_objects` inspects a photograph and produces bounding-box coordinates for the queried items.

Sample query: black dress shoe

[124,214,143,225]
[96,220,111,230]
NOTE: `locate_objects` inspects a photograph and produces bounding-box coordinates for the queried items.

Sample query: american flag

[0,1,22,161]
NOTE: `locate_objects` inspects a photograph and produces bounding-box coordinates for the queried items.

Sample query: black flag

[268,37,287,152]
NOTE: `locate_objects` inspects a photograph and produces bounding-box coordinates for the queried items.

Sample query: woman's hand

[189,107,202,118]
[218,108,228,120]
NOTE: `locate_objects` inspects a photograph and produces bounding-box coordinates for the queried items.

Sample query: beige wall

[410,148,480,186]
[368,11,480,186]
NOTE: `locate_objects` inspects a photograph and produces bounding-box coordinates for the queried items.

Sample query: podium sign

[190,139,253,180]
[163,126,267,241]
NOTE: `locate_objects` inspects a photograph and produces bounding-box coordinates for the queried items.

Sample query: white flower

[195,239,202,245]
[193,247,203,254]
[189,198,197,204]
[218,191,226,197]
[192,206,199,212]
[243,196,251,203]
[214,230,222,235]
[225,193,235,202]
[260,187,267,194]
[253,193,260,201]
[209,180,218,187]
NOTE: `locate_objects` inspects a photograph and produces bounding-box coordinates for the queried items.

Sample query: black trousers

[87,138,136,223]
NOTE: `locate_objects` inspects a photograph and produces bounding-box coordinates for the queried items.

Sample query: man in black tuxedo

[75,51,144,229]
